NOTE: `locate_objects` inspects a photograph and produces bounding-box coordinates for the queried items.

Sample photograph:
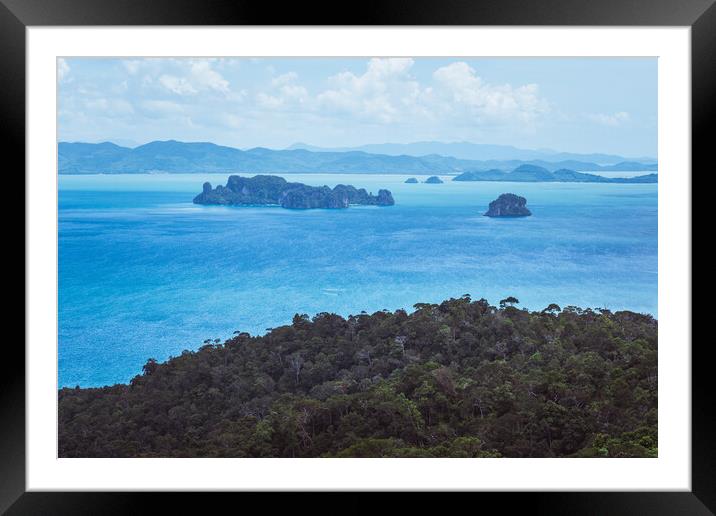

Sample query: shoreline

[58,177,657,388]
[59,297,657,390]
[59,294,658,458]
[58,171,658,182]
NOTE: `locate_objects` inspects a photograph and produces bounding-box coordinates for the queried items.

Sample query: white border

[27,27,691,491]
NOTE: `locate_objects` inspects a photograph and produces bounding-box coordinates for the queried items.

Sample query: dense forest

[58,296,657,458]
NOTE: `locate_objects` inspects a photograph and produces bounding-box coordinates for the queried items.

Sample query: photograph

[55,56,659,459]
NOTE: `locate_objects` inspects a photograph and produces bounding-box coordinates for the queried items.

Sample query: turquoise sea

[58,173,658,387]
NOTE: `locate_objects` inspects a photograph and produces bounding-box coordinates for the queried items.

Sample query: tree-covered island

[485,193,532,217]
[59,296,657,458]
[194,174,395,209]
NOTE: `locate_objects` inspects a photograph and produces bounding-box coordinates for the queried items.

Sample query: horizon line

[56,139,658,163]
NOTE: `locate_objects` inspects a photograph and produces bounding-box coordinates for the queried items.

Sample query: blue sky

[58,57,657,158]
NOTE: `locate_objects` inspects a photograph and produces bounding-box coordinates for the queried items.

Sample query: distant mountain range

[287,141,656,165]
[58,140,658,176]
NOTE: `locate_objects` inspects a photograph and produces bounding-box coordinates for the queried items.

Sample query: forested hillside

[58,296,657,458]
[58,140,657,175]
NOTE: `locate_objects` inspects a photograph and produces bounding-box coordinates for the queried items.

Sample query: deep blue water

[58,174,657,387]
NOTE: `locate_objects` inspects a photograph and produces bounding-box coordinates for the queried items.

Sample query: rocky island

[193,175,395,209]
[484,193,532,217]
[404,177,419,184]
[424,176,444,184]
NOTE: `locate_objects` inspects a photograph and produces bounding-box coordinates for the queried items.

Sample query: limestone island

[424,176,444,184]
[404,177,419,184]
[485,193,532,217]
[193,175,395,209]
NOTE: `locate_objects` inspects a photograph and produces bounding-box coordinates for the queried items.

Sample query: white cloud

[57,58,70,82]
[256,92,284,109]
[159,75,197,95]
[587,111,630,126]
[84,98,134,117]
[257,72,308,109]
[316,58,420,123]
[432,62,548,124]
[58,57,566,150]
[271,72,298,87]
[124,59,230,96]
[312,59,547,127]
[188,60,229,94]
[280,84,308,102]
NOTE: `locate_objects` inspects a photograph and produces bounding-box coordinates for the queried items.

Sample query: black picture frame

[5,0,711,512]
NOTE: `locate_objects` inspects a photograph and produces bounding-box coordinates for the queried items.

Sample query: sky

[58,57,657,158]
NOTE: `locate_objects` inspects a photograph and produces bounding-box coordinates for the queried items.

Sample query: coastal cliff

[194,175,395,209]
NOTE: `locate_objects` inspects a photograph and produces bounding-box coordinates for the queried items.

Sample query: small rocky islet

[193,174,395,209]
[484,193,532,217]
[404,177,419,184]
[424,176,444,184]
